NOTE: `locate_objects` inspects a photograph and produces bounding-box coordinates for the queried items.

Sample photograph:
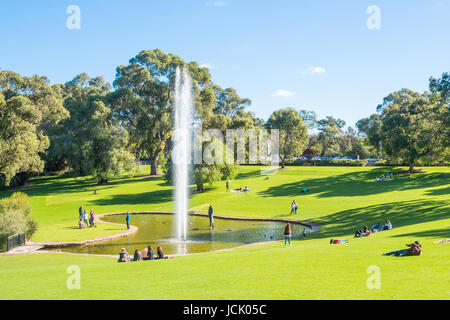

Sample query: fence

[7,233,25,252]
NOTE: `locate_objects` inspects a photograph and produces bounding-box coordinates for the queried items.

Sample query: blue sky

[1,0,449,127]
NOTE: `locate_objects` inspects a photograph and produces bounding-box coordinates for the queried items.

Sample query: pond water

[60,214,309,256]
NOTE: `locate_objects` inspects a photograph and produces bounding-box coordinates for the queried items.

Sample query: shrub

[293,159,367,167]
[0,192,37,251]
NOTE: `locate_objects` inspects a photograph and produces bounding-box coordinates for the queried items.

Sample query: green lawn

[0,166,449,299]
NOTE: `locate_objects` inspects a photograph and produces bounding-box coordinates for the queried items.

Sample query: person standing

[84,210,89,228]
[294,201,298,215]
[126,212,130,230]
[284,223,292,247]
[302,228,307,239]
[226,181,229,192]
[208,205,215,230]
[290,201,295,215]
[79,206,84,221]
[89,209,95,227]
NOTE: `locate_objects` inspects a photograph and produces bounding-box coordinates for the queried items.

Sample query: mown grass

[0,166,449,299]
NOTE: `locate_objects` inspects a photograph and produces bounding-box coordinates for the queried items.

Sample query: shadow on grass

[392,228,450,239]
[91,189,173,207]
[259,169,449,198]
[426,186,450,196]
[0,173,168,200]
[309,199,450,239]
[236,169,264,180]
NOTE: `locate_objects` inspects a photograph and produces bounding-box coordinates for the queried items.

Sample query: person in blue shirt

[126,212,130,229]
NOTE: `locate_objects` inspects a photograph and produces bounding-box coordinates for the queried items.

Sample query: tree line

[1,49,448,188]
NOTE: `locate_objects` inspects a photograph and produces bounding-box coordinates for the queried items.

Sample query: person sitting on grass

[132,249,142,262]
[371,223,383,233]
[381,175,385,182]
[118,248,130,262]
[374,177,380,182]
[144,246,155,260]
[383,220,393,230]
[384,241,422,256]
[156,246,167,259]
[354,225,371,238]
[244,186,250,192]
[301,188,309,193]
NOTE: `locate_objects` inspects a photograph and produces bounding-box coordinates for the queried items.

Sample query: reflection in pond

[60,214,310,256]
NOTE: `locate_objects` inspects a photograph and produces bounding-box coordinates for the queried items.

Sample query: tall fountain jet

[173,67,193,241]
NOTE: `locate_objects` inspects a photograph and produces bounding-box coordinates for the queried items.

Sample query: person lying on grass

[354,225,371,238]
[384,241,422,256]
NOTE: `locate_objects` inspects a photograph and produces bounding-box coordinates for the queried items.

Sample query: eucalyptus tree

[265,108,308,168]
[110,49,211,175]
[377,89,444,171]
[0,71,68,186]
[47,74,133,184]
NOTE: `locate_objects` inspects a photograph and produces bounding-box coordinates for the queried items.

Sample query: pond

[60,214,310,256]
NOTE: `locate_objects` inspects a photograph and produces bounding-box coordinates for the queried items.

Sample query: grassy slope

[0,166,449,299]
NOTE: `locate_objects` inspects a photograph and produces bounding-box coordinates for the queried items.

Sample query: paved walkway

[1,245,44,256]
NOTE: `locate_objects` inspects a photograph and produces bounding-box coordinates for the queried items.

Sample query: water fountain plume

[173,67,193,241]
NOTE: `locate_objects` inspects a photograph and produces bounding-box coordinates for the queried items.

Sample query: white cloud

[200,63,215,69]
[299,66,327,75]
[204,1,229,6]
[272,89,296,97]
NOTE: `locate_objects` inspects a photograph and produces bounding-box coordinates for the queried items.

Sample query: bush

[293,159,367,167]
[0,192,37,251]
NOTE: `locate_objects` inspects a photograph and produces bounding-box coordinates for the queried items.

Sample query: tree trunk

[409,165,414,173]
[150,158,159,176]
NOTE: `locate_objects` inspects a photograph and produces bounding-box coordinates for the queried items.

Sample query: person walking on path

[208,205,215,230]
[284,223,292,247]
[126,212,130,230]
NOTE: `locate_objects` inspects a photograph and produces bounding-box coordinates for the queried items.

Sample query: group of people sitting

[232,186,250,193]
[78,206,96,229]
[374,172,394,182]
[118,245,168,262]
[354,220,392,238]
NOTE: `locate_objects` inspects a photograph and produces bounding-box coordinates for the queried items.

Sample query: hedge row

[292,160,367,167]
